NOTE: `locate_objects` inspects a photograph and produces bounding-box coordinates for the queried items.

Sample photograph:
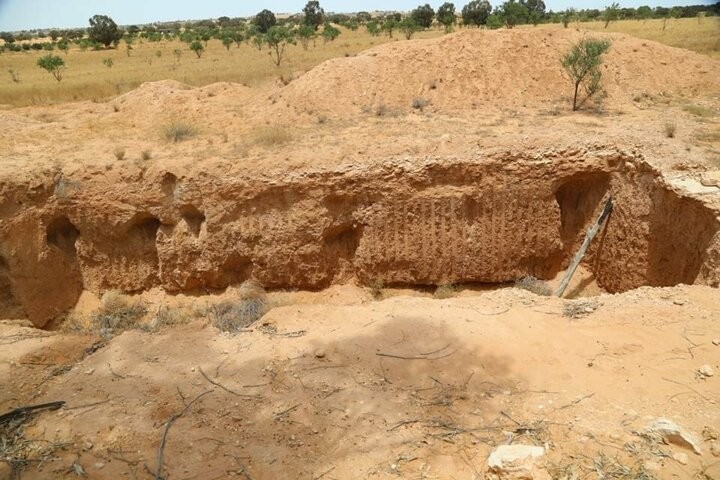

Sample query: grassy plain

[0,16,717,107]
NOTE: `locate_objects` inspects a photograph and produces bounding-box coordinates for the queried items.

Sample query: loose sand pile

[276,28,720,116]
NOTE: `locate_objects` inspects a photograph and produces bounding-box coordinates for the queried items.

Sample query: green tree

[437,2,457,32]
[400,17,420,39]
[383,18,399,37]
[366,21,381,36]
[254,9,277,34]
[486,13,504,28]
[321,23,341,43]
[0,32,15,44]
[561,8,575,27]
[497,0,528,28]
[412,4,435,29]
[49,30,60,41]
[561,38,611,111]
[297,24,316,50]
[88,14,120,47]
[57,39,70,54]
[189,40,204,58]
[524,0,546,25]
[461,0,492,27]
[303,1,325,30]
[636,5,652,20]
[37,54,65,81]
[265,25,295,66]
[603,2,619,28]
[222,35,233,50]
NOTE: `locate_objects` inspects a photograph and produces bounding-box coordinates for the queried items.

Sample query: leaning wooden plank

[555,197,614,298]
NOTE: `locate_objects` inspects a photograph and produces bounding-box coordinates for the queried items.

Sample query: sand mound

[277,28,720,115]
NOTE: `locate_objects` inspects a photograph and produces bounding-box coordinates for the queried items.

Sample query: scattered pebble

[699,365,714,378]
[314,349,326,359]
[712,339,720,346]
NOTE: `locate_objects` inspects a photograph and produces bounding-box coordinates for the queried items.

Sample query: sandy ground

[1,283,720,479]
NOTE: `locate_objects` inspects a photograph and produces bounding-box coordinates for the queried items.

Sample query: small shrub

[102,58,114,68]
[141,149,152,160]
[368,278,385,300]
[8,69,20,83]
[412,98,430,111]
[664,122,676,138]
[375,103,389,117]
[112,104,120,112]
[113,146,125,160]
[94,290,147,335]
[146,306,190,331]
[253,125,292,147]
[515,276,552,296]
[164,121,198,142]
[317,115,328,124]
[434,284,457,299]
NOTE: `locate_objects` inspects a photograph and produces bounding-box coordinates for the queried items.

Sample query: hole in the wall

[179,204,206,237]
[46,216,80,257]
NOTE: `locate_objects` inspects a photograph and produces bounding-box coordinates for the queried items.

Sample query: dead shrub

[163,121,198,142]
[562,298,599,318]
[93,290,147,335]
[145,306,191,331]
[140,149,152,161]
[210,280,268,333]
[514,276,552,296]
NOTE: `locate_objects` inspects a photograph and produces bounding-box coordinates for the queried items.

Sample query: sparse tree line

[2,1,716,55]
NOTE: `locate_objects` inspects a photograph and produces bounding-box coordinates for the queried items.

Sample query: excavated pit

[1,148,719,328]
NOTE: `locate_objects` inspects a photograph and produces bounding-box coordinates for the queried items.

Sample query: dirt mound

[277,28,720,115]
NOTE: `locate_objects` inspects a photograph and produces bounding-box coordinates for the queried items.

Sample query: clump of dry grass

[210,280,268,333]
[433,284,457,299]
[94,290,147,335]
[515,276,552,296]
[113,146,126,160]
[164,121,198,142]
[140,149,152,160]
[562,298,599,318]
[683,104,715,118]
[143,306,191,331]
[664,122,676,138]
[251,125,293,148]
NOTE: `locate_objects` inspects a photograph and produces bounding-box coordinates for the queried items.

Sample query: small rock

[94,462,105,469]
[712,339,720,346]
[83,441,93,451]
[488,444,545,474]
[699,365,714,378]
[710,441,720,457]
[83,368,95,375]
[646,418,702,455]
[314,349,326,359]
[703,426,718,441]
[673,298,686,306]
[672,452,689,465]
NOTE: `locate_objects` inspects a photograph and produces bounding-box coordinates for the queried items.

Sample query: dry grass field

[0,27,443,107]
[0,17,717,108]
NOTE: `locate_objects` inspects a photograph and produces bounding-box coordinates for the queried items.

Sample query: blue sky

[0,0,714,30]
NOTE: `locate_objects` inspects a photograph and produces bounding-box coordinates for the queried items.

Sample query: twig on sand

[662,377,710,401]
[274,403,301,419]
[198,366,261,399]
[313,466,335,480]
[375,347,456,361]
[154,390,212,480]
[557,392,595,410]
[388,419,422,431]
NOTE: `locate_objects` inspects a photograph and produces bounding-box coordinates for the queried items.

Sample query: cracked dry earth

[1,27,720,479]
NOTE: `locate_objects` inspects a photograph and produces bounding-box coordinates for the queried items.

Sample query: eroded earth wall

[1,146,718,327]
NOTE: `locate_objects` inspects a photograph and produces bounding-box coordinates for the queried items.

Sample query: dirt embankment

[1,144,719,328]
